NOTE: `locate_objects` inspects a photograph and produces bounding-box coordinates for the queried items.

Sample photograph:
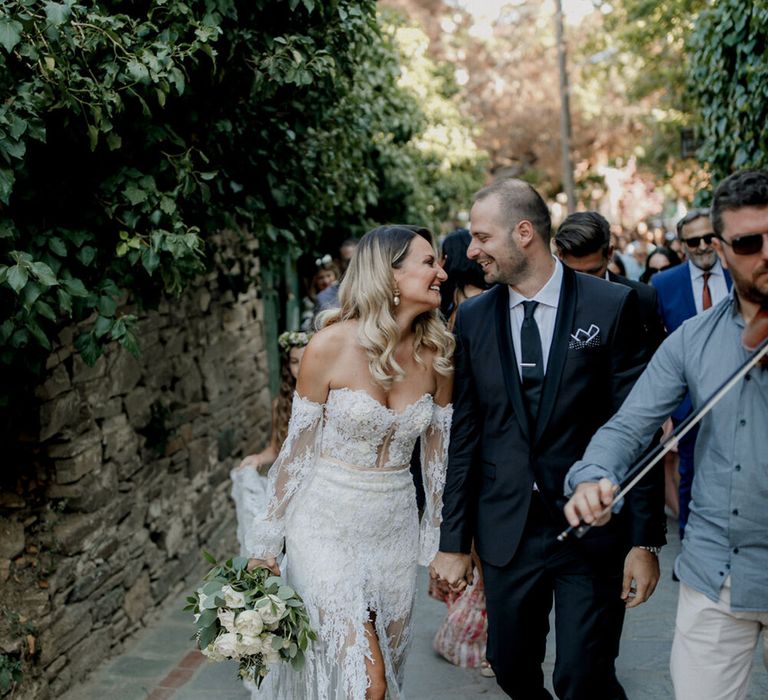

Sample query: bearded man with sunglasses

[651,207,733,539]
[563,169,768,700]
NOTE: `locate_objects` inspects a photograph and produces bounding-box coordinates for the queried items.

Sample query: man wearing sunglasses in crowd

[565,170,768,700]
[563,168,768,700]
[651,206,732,540]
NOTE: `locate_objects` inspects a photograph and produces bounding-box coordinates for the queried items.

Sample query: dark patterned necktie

[521,300,544,421]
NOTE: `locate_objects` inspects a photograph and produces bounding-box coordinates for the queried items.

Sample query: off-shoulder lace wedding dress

[244,387,452,699]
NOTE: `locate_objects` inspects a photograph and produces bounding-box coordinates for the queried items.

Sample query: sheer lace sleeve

[245,393,324,559]
[418,402,453,566]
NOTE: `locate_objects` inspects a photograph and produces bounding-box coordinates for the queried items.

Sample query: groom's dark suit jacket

[440,265,665,567]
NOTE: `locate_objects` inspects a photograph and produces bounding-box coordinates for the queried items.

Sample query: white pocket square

[569,324,601,349]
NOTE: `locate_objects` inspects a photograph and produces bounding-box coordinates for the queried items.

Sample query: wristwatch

[636,545,662,556]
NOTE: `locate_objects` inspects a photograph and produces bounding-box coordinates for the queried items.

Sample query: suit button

[732,509,739,516]
[739,419,746,426]
[735,465,741,471]
[733,547,740,554]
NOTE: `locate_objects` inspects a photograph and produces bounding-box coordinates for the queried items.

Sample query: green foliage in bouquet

[185,552,316,688]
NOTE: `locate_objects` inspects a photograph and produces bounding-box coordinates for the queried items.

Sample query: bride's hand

[247,557,280,576]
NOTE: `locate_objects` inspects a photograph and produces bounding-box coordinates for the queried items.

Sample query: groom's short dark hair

[474,178,552,243]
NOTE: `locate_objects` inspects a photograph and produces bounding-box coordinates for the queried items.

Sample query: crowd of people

[230,169,767,700]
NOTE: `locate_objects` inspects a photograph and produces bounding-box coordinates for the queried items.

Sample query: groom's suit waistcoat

[440,265,654,567]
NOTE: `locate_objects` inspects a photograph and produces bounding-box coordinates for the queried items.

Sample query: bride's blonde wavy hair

[318,225,454,389]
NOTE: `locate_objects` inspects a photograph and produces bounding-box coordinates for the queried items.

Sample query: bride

[246,224,454,699]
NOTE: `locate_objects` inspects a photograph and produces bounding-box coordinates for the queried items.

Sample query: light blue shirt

[566,292,768,611]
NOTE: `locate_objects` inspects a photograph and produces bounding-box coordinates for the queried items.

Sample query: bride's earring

[393,284,401,307]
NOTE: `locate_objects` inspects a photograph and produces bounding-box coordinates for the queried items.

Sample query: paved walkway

[65,523,768,699]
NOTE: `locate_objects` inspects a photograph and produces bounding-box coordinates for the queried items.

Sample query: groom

[431,179,665,699]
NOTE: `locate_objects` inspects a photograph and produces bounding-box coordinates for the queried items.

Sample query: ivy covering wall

[0,0,486,412]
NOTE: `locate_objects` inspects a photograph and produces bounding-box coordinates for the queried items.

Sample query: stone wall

[0,256,272,698]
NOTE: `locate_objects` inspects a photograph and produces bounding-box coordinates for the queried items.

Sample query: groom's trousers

[481,491,629,700]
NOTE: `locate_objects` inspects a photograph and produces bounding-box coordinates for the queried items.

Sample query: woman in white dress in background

[231,331,310,556]
[246,224,454,699]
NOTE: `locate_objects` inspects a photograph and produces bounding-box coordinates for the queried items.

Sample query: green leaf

[277,585,295,600]
[61,277,88,297]
[49,237,66,256]
[22,280,44,308]
[44,2,72,27]
[160,196,176,215]
[26,319,51,351]
[106,133,122,151]
[6,265,28,293]
[36,300,57,322]
[30,261,58,286]
[291,648,305,671]
[197,608,218,628]
[0,219,15,239]
[203,550,218,566]
[77,246,97,266]
[127,59,150,84]
[0,167,15,204]
[0,18,23,54]
[98,295,117,317]
[57,288,72,315]
[124,184,147,205]
[93,315,113,338]
[75,332,101,366]
[198,624,217,650]
[120,329,140,357]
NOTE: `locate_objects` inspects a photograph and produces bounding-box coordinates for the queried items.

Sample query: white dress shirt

[689,259,728,314]
[508,258,563,379]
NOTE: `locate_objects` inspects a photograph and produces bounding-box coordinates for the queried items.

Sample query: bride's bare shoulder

[308,320,357,354]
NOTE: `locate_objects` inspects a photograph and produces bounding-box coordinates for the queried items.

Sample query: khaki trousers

[671,577,768,700]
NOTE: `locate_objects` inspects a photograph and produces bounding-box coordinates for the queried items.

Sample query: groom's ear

[515,219,536,247]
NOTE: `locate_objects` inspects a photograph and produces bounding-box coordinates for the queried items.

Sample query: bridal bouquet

[185,553,316,688]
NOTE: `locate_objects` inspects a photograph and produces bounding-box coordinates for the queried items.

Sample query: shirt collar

[508,258,563,310]
[689,258,723,280]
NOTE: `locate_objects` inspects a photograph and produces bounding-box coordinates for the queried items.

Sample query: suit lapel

[682,262,697,317]
[494,286,530,441]
[533,265,577,444]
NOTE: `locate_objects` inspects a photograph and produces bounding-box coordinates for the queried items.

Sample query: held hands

[563,478,617,528]
[429,551,473,593]
[247,557,280,577]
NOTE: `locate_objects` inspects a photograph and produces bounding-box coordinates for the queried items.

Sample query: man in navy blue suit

[432,179,663,699]
[652,208,732,537]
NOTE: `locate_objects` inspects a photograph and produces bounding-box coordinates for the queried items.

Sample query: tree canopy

[0,0,485,407]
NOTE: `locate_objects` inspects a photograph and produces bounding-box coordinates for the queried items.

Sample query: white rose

[218,609,236,633]
[258,594,287,625]
[235,609,264,637]
[221,585,247,609]
[212,631,240,659]
[238,633,263,656]
[201,642,225,662]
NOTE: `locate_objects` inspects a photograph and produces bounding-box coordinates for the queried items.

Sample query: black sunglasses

[717,232,768,256]
[681,233,715,248]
